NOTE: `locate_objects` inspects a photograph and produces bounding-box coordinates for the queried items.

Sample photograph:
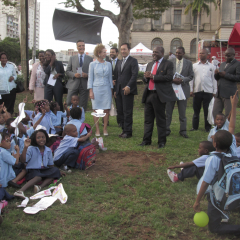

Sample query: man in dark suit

[139,46,178,148]
[213,47,240,118]
[115,43,138,138]
[166,47,194,138]
[66,40,93,111]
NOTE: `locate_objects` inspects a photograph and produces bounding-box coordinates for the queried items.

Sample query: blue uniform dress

[87,60,113,110]
[65,119,87,137]
[67,104,85,122]
[25,146,61,181]
[33,111,56,134]
[0,147,16,187]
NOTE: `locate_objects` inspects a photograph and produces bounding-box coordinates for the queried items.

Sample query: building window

[190,38,197,55]
[174,10,182,26]
[154,12,162,25]
[151,38,163,50]
[193,14,201,25]
[237,3,240,20]
[171,38,182,53]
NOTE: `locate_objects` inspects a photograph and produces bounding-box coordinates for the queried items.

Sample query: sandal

[14,191,26,199]
[33,185,41,194]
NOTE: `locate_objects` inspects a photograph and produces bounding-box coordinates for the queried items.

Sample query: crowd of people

[1,40,240,235]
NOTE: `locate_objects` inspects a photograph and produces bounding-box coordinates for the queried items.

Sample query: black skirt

[13,163,26,176]
[26,167,61,181]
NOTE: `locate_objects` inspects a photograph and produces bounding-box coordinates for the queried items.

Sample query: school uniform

[0,147,16,187]
[9,137,24,154]
[65,119,87,137]
[25,110,34,120]
[66,104,85,122]
[33,111,56,134]
[208,120,229,141]
[25,146,61,181]
[177,155,208,181]
[26,127,35,138]
[237,146,240,159]
[53,135,80,168]
[0,125,5,132]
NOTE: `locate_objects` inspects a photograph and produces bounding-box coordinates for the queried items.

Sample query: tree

[108,41,117,48]
[1,0,17,7]
[61,0,170,48]
[181,0,218,60]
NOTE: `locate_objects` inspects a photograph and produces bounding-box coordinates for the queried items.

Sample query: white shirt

[190,61,217,94]
[78,53,85,65]
[148,57,164,90]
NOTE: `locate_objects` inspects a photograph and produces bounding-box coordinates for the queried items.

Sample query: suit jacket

[107,58,120,81]
[66,54,93,90]
[214,59,240,98]
[115,56,138,95]
[142,59,178,103]
[44,60,64,86]
[169,58,194,99]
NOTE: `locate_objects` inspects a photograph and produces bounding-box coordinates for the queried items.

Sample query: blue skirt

[91,85,112,110]
[26,167,61,181]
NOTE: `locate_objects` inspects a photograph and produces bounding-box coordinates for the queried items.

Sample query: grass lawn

[1,85,240,240]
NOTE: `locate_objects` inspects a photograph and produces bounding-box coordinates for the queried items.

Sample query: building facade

[130,0,239,63]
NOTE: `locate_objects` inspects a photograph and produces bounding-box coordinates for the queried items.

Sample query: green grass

[2,85,240,240]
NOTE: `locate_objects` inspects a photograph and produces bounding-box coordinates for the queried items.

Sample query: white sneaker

[33,185,41,194]
[167,169,179,183]
[180,162,184,171]
[14,191,26,199]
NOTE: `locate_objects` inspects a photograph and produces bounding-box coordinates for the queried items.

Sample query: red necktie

[149,61,158,90]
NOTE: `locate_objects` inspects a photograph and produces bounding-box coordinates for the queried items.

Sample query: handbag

[15,81,25,93]
[109,100,117,116]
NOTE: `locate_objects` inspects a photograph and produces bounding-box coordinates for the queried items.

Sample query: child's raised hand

[167,166,175,170]
[230,90,238,108]
[23,96,28,103]
[24,138,31,148]
[2,105,7,113]
[14,145,20,152]
[41,108,46,116]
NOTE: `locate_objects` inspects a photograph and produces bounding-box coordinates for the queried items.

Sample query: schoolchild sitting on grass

[13,129,62,199]
[0,103,11,132]
[167,141,215,183]
[53,124,92,172]
[193,92,240,235]
[65,107,87,137]
[64,95,85,122]
[0,131,27,188]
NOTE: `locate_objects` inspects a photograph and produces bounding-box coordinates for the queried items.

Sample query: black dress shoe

[120,133,132,138]
[118,132,124,137]
[180,133,189,138]
[166,132,171,137]
[158,143,165,149]
[138,141,151,146]
[190,128,197,131]
[205,129,211,133]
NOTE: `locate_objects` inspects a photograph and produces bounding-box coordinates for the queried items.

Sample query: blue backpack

[209,152,240,219]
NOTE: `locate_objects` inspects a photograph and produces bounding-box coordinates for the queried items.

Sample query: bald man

[213,48,240,118]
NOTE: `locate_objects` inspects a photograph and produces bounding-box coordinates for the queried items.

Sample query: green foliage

[16,74,24,83]
[108,41,117,48]
[138,71,144,79]
[182,0,218,16]
[2,0,17,7]
[133,0,170,20]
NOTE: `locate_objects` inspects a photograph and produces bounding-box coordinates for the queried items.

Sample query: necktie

[121,58,126,71]
[79,55,83,67]
[112,59,115,71]
[176,60,181,73]
[149,61,158,90]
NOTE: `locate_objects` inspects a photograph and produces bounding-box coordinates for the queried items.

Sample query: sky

[38,0,119,52]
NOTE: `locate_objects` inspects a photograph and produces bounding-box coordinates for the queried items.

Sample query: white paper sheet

[17,197,29,208]
[30,187,56,200]
[77,67,82,75]
[47,74,57,86]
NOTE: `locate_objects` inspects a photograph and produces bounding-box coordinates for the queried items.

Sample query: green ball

[194,211,209,227]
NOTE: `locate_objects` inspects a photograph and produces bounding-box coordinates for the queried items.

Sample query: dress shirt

[78,53,85,65]
[190,61,217,94]
[148,57,163,90]
[111,58,118,66]
[0,63,17,91]
[176,58,183,74]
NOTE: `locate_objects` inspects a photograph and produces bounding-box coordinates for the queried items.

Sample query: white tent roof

[130,43,153,56]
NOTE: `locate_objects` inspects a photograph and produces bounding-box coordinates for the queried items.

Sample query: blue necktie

[80,55,83,67]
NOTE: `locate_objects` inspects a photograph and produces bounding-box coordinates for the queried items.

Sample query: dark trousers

[212,96,232,119]
[44,80,63,111]
[166,99,187,135]
[0,88,16,114]
[114,96,121,125]
[177,166,204,181]
[143,91,166,145]
[116,87,134,134]
[54,147,79,168]
[207,200,240,235]
[192,92,213,131]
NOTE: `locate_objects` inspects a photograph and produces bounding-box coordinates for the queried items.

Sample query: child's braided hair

[35,100,48,113]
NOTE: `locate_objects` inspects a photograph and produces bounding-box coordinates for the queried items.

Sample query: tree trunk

[196,11,200,62]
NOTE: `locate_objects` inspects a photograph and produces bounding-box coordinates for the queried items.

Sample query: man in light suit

[139,46,178,148]
[213,47,240,118]
[166,47,194,138]
[66,40,93,111]
[115,43,138,138]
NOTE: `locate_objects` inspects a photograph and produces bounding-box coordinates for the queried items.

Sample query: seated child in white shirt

[53,124,92,172]
[167,141,215,182]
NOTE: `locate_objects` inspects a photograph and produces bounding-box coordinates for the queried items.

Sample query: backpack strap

[79,123,91,135]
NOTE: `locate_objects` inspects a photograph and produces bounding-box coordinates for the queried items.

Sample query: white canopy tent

[130,43,153,56]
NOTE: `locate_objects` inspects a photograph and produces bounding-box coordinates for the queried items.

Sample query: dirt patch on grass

[86,151,165,179]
